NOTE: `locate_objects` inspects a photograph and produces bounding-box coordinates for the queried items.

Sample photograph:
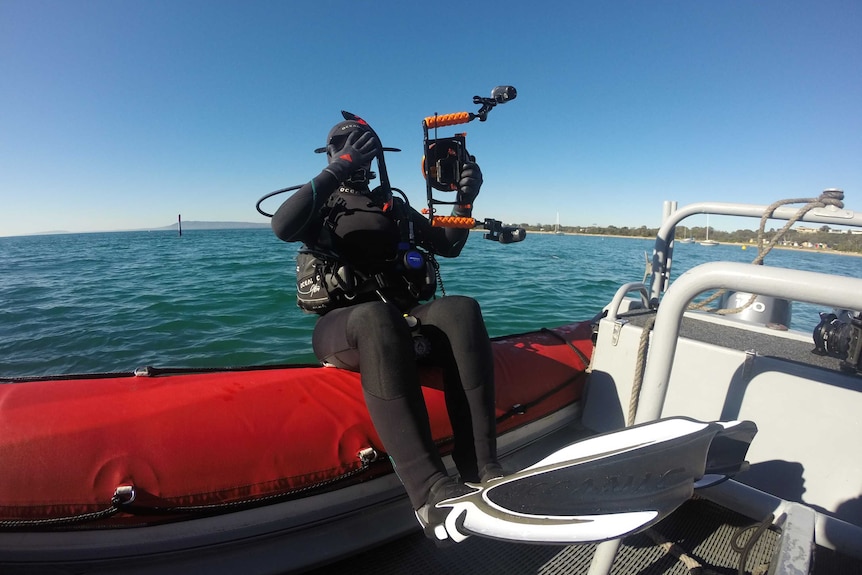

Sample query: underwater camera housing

[421,86,524,243]
[422,86,516,197]
[813,311,862,373]
[423,133,470,192]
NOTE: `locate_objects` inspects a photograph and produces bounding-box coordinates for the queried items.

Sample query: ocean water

[2,229,861,378]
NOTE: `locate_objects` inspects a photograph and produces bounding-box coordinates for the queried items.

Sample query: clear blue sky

[1,0,860,237]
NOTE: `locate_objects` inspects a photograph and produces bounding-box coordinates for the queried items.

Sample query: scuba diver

[270,117,503,544]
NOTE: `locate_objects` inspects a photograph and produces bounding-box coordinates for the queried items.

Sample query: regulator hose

[256,185,302,218]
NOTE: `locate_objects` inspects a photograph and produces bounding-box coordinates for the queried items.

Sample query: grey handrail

[634,262,862,424]
[605,282,650,321]
[649,199,861,301]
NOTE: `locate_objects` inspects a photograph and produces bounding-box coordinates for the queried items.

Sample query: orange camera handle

[423,112,473,129]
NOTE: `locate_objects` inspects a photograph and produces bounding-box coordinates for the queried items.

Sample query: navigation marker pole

[178,214,182,237]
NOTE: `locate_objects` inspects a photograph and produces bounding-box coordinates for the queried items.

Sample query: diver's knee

[345,301,404,338]
[429,296,484,327]
[345,302,415,356]
[452,295,482,317]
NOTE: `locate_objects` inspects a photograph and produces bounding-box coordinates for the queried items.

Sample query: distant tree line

[516,223,862,254]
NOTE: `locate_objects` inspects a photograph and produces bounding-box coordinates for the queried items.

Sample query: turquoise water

[2,229,861,378]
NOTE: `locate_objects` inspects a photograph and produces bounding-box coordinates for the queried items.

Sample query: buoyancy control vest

[295,188,437,314]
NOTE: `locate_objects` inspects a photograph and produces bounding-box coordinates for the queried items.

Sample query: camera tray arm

[421,87,523,243]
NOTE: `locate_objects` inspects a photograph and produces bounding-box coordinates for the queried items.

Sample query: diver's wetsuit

[272,169,498,509]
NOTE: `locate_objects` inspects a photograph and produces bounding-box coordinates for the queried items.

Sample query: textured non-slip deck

[303,493,861,574]
[305,498,782,575]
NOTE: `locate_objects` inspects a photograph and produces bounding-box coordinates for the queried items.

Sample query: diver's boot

[478,462,505,483]
[414,476,478,545]
[464,385,502,481]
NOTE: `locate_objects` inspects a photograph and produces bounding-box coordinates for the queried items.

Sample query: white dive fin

[433,417,757,544]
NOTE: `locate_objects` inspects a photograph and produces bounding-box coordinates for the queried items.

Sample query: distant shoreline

[3,222,271,238]
[9,225,862,258]
[529,230,862,258]
[152,221,270,231]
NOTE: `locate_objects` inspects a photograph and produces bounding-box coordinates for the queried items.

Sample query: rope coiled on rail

[689,189,844,315]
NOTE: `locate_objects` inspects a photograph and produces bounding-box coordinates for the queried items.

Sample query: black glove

[453,161,483,216]
[324,131,380,183]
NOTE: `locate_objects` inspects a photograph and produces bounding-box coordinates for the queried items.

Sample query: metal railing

[649,197,862,301]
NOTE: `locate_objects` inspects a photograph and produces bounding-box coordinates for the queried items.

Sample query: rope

[688,190,844,315]
[643,512,774,575]
[1,458,376,530]
[627,313,656,427]
[540,326,591,368]
[644,528,718,574]
[116,460,375,517]
[0,506,119,529]
[752,190,844,267]
[495,327,591,425]
[731,514,775,575]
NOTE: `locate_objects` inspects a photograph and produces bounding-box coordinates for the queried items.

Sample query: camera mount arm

[423,86,519,130]
[421,86,523,243]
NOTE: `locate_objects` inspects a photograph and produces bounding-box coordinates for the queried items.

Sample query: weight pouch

[295,250,356,314]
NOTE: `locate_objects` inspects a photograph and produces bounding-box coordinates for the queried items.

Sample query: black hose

[256,184,302,218]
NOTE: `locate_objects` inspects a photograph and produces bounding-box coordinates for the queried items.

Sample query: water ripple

[2,230,859,377]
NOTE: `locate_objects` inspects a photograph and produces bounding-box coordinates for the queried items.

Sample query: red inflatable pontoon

[0,322,592,531]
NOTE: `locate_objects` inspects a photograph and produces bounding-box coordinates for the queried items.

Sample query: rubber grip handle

[424,112,472,129]
[431,216,476,228]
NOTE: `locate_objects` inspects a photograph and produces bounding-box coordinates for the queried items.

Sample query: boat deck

[305,497,860,574]
[622,307,841,373]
